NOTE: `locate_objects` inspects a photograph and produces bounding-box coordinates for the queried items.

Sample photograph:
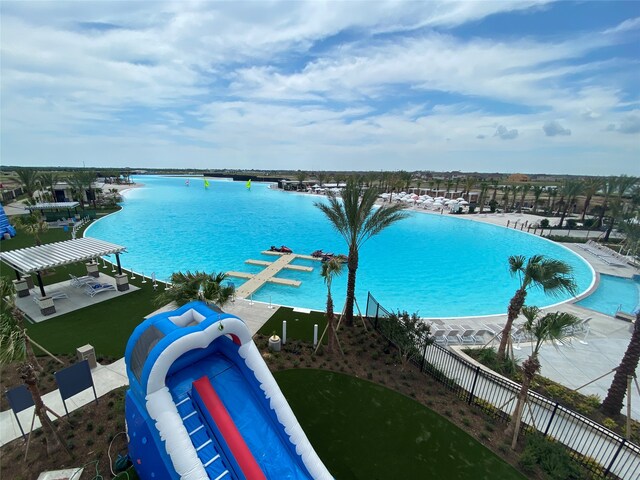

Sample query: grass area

[258,306,328,343]
[275,369,526,480]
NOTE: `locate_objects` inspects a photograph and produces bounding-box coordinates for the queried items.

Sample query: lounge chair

[430,329,449,346]
[457,329,480,345]
[33,291,68,303]
[445,327,461,344]
[69,274,99,288]
[84,283,116,297]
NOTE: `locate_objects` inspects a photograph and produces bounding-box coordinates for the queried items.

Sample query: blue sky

[1,1,638,175]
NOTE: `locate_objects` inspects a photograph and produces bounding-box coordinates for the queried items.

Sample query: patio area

[15,273,139,323]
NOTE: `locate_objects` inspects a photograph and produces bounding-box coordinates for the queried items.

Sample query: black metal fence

[366,292,640,479]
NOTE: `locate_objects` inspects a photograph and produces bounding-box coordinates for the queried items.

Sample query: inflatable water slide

[125,301,333,480]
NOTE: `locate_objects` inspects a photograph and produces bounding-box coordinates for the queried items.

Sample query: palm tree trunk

[497,288,526,362]
[507,355,540,449]
[345,248,359,326]
[326,289,335,353]
[581,196,592,222]
[20,363,64,455]
[601,314,640,417]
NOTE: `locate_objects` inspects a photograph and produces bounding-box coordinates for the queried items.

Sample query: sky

[1,1,639,175]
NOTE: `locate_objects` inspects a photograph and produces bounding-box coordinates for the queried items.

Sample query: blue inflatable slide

[0,204,16,239]
[125,301,333,480]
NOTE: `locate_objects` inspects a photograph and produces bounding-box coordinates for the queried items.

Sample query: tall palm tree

[0,278,68,455]
[154,271,235,309]
[580,177,603,221]
[556,180,583,228]
[497,255,577,362]
[477,181,489,213]
[445,179,454,198]
[597,177,618,229]
[316,173,328,188]
[517,184,531,213]
[67,171,96,208]
[601,311,640,417]
[510,185,519,211]
[38,172,60,203]
[15,168,40,202]
[315,179,409,326]
[506,306,580,448]
[545,187,557,214]
[464,177,476,201]
[490,179,500,203]
[531,185,544,214]
[434,178,442,197]
[321,257,344,353]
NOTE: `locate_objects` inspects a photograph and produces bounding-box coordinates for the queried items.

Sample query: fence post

[544,402,559,437]
[604,438,626,477]
[375,304,379,330]
[420,336,429,373]
[468,366,481,405]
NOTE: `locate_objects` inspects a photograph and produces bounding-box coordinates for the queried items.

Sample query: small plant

[602,417,617,431]
[86,422,94,432]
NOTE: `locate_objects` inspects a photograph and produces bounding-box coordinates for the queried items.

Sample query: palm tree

[316,173,328,188]
[67,171,96,208]
[321,257,344,353]
[597,177,618,229]
[477,181,489,214]
[510,185,519,211]
[531,186,544,214]
[14,212,49,246]
[38,172,60,203]
[315,179,409,326]
[154,271,235,309]
[497,255,577,362]
[445,179,454,198]
[15,168,40,202]
[545,187,557,214]
[0,278,68,455]
[601,311,640,417]
[431,178,440,197]
[506,306,580,448]
[517,184,531,213]
[463,177,476,201]
[580,177,603,221]
[556,180,583,228]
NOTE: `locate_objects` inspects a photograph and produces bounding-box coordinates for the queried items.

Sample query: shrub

[540,218,550,228]
[522,433,587,480]
[602,418,617,431]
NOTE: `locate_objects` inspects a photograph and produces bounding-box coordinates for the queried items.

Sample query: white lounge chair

[69,274,99,288]
[457,329,480,344]
[84,283,116,297]
[430,329,448,346]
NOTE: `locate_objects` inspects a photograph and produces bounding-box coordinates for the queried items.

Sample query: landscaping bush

[521,433,591,480]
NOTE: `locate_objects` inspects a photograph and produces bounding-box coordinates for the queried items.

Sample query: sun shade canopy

[0,237,126,274]
[29,202,80,210]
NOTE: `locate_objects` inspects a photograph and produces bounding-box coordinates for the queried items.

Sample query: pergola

[0,237,126,297]
[28,202,80,220]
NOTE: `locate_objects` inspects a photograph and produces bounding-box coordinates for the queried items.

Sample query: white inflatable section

[168,309,207,328]
[239,341,333,480]
[146,318,252,395]
[146,387,208,480]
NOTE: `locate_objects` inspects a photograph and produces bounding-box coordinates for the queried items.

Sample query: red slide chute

[193,376,267,480]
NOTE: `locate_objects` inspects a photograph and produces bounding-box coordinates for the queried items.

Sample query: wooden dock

[227,252,320,299]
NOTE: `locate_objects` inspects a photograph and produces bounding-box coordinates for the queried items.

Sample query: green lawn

[275,369,526,480]
[258,306,328,343]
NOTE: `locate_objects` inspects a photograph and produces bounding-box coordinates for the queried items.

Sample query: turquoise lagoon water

[86,176,594,318]
[577,274,640,317]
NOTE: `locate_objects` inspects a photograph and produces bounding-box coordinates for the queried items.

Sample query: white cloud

[543,120,571,136]
[494,125,519,140]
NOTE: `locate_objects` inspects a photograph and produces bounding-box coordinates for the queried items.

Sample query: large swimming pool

[86,176,594,317]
